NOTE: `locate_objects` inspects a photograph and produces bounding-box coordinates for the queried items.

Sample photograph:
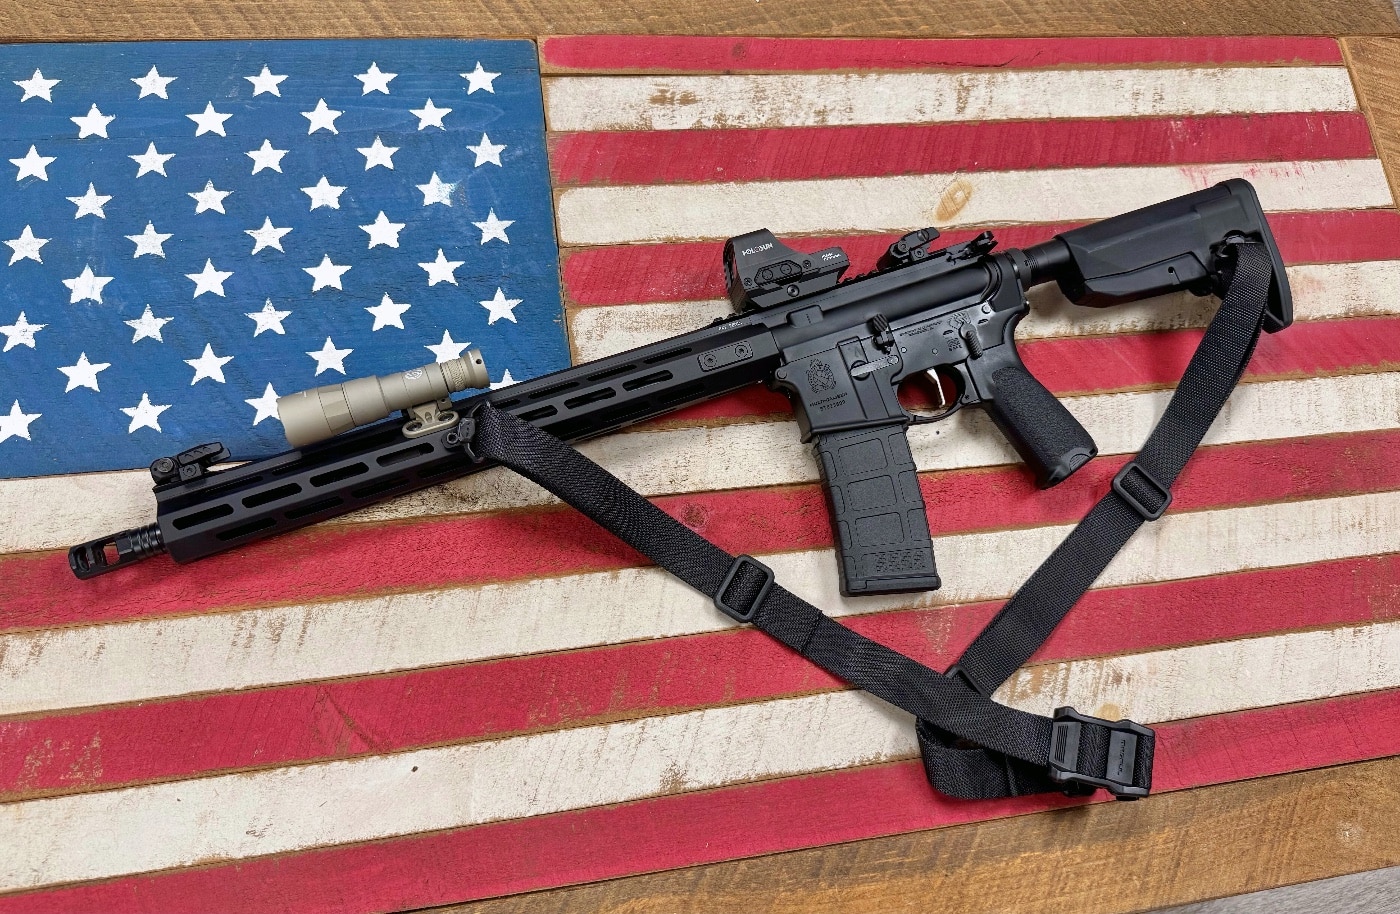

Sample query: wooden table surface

[2,4,1398,913]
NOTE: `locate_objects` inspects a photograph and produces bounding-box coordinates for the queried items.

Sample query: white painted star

[304,254,351,291]
[467,133,507,167]
[10,146,56,181]
[425,330,471,363]
[301,176,347,211]
[355,62,397,94]
[186,259,233,298]
[247,299,291,336]
[490,369,516,390]
[245,217,292,254]
[462,62,501,94]
[121,392,170,433]
[132,66,177,99]
[0,401,40,443]
[479,287,522,324]
[473,209,514,244]
[130,142,175,177]
[417,172,456,206]
[14,69,59,102]
[187,102,232,137]
[366,294,411,330]
[62,265,114,303]
[71,104,115,138]
[419,249,464,286]
[360,211,405,249]
[4,226,48,265]
[409,98,451,130]
[125,222,173,258]
[245,66,288,97]
[246,139,289,174]
[302,98,343,134]
[307,337,352,375]
[124,305,172,342]
[189,180,232,214]
[0,312,45,351]
[67,183,112,219]
[246,383,281,425]
[57,352,110,392]
[185,342,234,384]
[357,136,399,170]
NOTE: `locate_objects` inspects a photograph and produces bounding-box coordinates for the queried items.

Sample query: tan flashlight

[277,350,490,448]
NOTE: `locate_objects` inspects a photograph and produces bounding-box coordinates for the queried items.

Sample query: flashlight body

[278,352,489,448]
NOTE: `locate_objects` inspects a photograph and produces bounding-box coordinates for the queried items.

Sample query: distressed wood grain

[1344,39,1400,212]
[4,690,1398,914]
[5,551,1397,801]
[449,755,1400,914]
[539,36,1347,74]
[4,623,1400,893]
[1,1,1396,42]
[1155,865,1400,913]
[555,161,1389,244]
[543,69,1359,133]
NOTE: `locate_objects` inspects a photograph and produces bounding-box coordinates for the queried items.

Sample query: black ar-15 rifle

[70,180,1289,595]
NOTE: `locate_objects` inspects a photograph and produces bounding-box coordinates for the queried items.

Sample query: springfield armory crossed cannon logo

[807,358,837,392]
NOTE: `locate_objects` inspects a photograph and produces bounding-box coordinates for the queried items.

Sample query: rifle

[69,179,1289,595]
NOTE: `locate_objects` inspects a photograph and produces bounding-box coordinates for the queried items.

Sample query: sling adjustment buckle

[715,554,774,623]
[1112,460,1172,521]
[1048,707,1153,800]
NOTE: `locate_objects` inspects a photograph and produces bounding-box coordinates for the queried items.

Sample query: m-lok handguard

[69,180,1289,599]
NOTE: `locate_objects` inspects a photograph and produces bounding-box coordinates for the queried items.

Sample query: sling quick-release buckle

[1112,460,1172,521]
[1048,707,1153,800]
[715,554,775,622]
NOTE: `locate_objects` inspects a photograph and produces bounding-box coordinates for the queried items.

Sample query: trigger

[925,370,951,410]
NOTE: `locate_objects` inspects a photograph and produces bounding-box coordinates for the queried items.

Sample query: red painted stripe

[662,314,1400,425]
[539,36,1344,73]
[550,113,1375,186]
[4,552,1396,800]
[3,425,1398,638]
[5,687,1393,914]
[561,210,1400,307]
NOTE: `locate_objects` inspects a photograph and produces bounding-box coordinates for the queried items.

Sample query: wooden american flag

[2,35,1399,912]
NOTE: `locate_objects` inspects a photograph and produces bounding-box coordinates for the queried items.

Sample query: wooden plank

[555,161,1389,244]
[1344,39,1400,210]
[539,36,1347,73]
[1154,865,1400,913]
[544,69,1359,133]
[3,551,1395,801]
[4,689,1397,913]
[549,113,1376,187]
[0,2,1396,42]
[448,755,1400,914]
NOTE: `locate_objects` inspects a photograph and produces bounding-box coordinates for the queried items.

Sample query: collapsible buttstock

[813,423,940,597]
[983,362,1096,488]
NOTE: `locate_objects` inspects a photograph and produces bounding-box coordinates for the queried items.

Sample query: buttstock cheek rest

[813,423,941,596]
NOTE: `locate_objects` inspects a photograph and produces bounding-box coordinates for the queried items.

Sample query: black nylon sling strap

[458,241,1272,803]
[920,241,1274,799]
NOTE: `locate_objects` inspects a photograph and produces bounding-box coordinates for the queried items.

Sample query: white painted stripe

[555,160,1393,245]
[11,370,1400,554]
[5,617,1400,890]
[543,68,1359,132]
[568,260,1400,362]
[6,490,1400,716]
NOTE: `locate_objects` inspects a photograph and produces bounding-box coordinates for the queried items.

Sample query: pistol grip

[984,363,1097,488]
[813,423,941,597]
